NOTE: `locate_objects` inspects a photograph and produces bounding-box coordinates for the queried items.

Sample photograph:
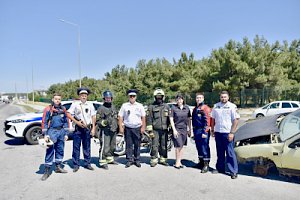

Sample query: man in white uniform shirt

[118,89,146,168]
[211,91,239,179]
[68,87,96,172]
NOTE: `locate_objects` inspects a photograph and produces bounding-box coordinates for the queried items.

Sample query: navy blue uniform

[170,105,191,147]
[192,104,211,162]
[42,104,69,167]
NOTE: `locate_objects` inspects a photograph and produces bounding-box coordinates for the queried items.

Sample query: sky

[0,0,299,93]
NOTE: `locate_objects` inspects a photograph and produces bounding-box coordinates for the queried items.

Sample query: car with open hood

[234,109,300,177]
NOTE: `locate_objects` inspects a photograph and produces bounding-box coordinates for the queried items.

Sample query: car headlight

[11,119,25,123]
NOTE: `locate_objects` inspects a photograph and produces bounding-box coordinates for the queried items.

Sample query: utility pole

[26,76,29,103]
[15,82,18,101]
[32,66,34,103]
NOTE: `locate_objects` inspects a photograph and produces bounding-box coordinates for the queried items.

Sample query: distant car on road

[252,100,300,118]
[4,101,102,145]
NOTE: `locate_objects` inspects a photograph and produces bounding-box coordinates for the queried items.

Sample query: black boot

[41,166,51,181]
[55,164,68,173]
[201,161,209,173]
[194,158,204,169]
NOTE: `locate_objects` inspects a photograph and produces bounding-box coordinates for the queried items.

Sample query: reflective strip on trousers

[106,156,114,163]
[159,157,167,162]
[99,159,107,165]
[150,158,158,164]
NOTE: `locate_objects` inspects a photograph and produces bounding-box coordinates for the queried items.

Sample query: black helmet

[103,90,113,99]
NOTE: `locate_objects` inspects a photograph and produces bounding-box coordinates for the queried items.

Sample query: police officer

[211,91,239,179]
[146,88,170,167]
[191,92,211,173]
[118,89,146,168]
[41,93,69,181]
[96,90,119,170]
[68,87,96,172]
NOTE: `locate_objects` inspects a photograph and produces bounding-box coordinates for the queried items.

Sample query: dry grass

[17,104,39,113]
[26,101,49,106]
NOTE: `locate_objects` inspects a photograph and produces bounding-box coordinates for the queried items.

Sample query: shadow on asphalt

[238,163,300,184]
[4,138,26,146]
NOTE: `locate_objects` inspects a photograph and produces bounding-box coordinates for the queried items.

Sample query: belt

[51,127,63,130]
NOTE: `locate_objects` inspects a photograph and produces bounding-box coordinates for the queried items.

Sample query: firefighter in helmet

[146,88,170,167]
[96,90,119,169]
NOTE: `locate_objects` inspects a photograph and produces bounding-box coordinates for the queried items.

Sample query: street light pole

[59,19,82,87]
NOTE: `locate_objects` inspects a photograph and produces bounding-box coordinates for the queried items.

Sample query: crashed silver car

[234,109,300,177]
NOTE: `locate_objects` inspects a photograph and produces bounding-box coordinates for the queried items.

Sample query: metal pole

[59,19,81,87]
[78,26,81,87]
[32,66,34,103]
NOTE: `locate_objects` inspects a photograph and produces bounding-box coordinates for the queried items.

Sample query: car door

[291,102,300,112]
[280,135,300,171]
[266,102,280,116]
[281,102,294,113]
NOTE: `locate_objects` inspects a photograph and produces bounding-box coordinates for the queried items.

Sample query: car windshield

[279,109,300,141]
[262,104,270,109]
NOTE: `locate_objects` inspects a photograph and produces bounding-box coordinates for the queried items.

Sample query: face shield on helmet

[103,90,113,103]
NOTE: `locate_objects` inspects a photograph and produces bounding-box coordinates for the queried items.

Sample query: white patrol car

[4,101,103,145]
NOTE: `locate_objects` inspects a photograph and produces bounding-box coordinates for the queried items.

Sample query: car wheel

[25,126,42,145]
[253,164,269,176]
[256,114,264,118]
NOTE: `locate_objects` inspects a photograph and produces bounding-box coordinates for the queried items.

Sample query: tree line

[36,35,300,107]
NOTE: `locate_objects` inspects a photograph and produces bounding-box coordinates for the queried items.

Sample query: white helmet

[153,88,165,96]
[38,137,54,149]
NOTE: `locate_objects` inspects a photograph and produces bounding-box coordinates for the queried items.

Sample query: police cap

[77,87,91,95]
[127,89,138,96]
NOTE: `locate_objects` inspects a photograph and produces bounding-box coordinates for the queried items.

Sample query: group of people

[40,87,240,181]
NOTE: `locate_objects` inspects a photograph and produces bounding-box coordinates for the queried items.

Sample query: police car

[4,101,102,145]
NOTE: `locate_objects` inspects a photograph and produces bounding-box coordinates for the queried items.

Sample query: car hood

[235,115,280,142]
[6,112,43,121]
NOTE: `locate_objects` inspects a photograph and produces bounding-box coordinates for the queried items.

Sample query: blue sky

[0,0,299,93]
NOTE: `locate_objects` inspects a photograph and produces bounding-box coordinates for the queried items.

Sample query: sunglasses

[129,95,136,98]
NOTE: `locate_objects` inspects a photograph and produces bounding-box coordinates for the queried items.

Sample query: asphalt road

[0,102,300,200]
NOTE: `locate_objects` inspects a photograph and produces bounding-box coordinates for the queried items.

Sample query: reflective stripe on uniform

[106,156,114,163]
[99,159,107,165]
[159,157,167,163]
[150,158,158,164]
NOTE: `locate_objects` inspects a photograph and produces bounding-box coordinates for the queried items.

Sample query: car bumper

[3,121,26,138]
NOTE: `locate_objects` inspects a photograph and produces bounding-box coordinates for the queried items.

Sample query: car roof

[270,100,300,103]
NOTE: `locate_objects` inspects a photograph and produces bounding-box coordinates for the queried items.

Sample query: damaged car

[234,109,300,177]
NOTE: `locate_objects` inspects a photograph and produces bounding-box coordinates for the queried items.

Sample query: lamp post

[59,19,82,87]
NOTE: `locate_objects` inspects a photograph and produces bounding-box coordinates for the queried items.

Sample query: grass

[17,104,39,113]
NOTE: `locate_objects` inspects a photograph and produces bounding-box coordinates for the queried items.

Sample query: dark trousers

[194,128,211,162]
[99,128,117,161]
[45,128,65,167]
[215,132,238,174]
[150,129,168,159]
[72,127,91,167]
[125,126,141,162]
